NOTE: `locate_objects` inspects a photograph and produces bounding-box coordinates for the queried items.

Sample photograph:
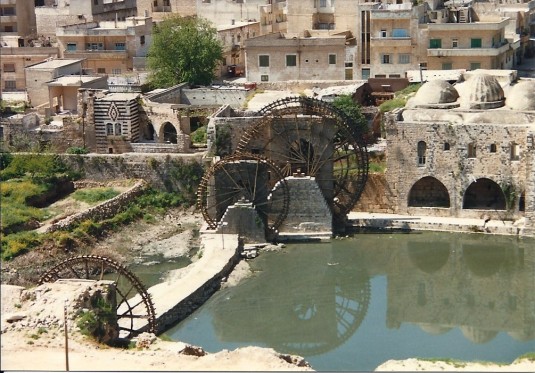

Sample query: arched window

[490,143,497,153]
[115,123,122,135]
[510,142,520,160]
[444,142,450,151]
[106,123,113,135]
[417,141,426,166]
[468,143,476,158]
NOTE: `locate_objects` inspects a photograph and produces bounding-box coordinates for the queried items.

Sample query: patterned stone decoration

[108,102,120,122]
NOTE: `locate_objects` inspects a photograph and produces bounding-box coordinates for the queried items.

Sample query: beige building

[259,0,288,35]
[25,59,107,113]
[35,0,137,38]
[218,21,260,77]
[136,0,196,21]
[244,32,351,82]
[426,13,515,71]
[0,0,37,46]
[0,46,58,98]
[56,16,153,75]
[384,70,535,236]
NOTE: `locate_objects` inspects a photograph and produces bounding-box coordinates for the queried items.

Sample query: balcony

[370,37,412,47]
[427,43,510,57]
[0,15,16,23]
[153,6,172,12]
[64,49,128,59]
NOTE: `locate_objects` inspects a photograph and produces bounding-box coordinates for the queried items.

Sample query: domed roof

[461,73,505,109]
[506,81,535,110]
[406,80,459,109]
[460,326,498,344]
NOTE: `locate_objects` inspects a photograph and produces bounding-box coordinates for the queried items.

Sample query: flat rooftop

[27,59,83,70]
[48,76,104,86]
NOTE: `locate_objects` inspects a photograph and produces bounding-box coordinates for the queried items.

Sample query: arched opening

[146,123,155,141]
[519,192,525,212]
[408,177,450,207]
[444,142,450,151]
[408,242,450,274]
[468,142,477,158]
[417,141,426,166]
[162,122,177,144]
[463,178,506,210]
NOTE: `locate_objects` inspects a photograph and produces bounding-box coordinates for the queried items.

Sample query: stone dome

[460,73,505,109]
[506,80,535,110]
[406,80,459,109]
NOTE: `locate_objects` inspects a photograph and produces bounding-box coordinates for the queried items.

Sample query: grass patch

[1,231,43,260]
[369,161,386,173]
[72,188,120,204]
[419,357,467,368]
[517,352,535,361]
[1,179,49,231]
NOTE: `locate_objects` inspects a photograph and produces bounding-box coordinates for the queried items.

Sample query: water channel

[149,231,534,371]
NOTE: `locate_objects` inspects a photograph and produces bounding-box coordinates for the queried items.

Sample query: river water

[161,231,535,371]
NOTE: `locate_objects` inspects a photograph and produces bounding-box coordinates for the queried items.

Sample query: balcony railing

[427,43,510,57]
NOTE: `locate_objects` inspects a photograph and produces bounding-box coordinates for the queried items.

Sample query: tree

[332,94,369,141]
[147,15,223,87]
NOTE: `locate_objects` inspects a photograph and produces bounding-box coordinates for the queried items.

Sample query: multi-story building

[136,0,196,21]
[0,0,37,46]
[56,16,153,75]
[218,21,260,77]
[0,46,58,99]
[426,9,516,71]
[245,31,351,82]
[35,0,137,38]
[196,0,268,26]
[259,0,288,35]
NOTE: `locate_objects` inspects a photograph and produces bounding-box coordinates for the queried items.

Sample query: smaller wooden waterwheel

[39,255,156,338]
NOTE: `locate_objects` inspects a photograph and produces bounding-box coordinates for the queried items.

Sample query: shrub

[72,188,120,204]
[76,297,115,343]
[66,147,89,154]
[191,125,207,144]
[1,231,42,260]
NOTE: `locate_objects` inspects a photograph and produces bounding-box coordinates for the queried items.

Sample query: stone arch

[161,122,178,144]
[408,176,450,207]
[408,242,450,274]
[463,178,506,210]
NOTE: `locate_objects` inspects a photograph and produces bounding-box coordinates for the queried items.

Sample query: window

[417,141,426,166]
[362,68,370,80]
[452,38,458,48]
[3,64,15,72]
[94,0,98,4]
[389,74,400,78]
[66,43,77,51]
[97,68,106,74]
[115,123,122,135]
[112,68,121,74]
[511,143,520,160]
[375,74,387,78]
[398,54,410,64]
[115,43,126,51]
[381,54,391,64]
[380,29,387,37]
[329,54,336,65]
[471,38,482,48]
[442,62,452,70]
[490,143,497,153]
[140,35,145,45]
[468,143,476,158]
[429,39,442,48]
[444,142,450,151]
[1,7,15,15]
[470,62,481,71]
[286,54,297,67]
[106,123,114,135]
[260,74,269,82]
[320,0,327,6]
[5,81,16,90]
[259,55,269,67]
[392,29,408,37]
[4,26,14,32]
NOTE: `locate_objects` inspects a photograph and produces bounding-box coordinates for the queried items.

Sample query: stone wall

[44,179,149,233]
[353,173,395,213]
[60,152,204,192]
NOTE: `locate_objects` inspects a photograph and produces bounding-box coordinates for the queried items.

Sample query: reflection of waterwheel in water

[279,271,371,356]
[197,153,290,236]
[237,96,369,222]
[39,255,156,338]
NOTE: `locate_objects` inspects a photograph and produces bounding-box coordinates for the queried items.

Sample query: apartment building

[426,13,515,71]
[197,0,268,26]
[245,32,349,82]
[0,0,37,46]
[35,0,137,38]
[218,21,260,77]
[56,16,153,75]
[259,0,288,34]
[136,0,196,21]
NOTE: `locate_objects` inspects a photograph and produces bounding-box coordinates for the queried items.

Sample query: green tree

[147,15,223,87]
[332,95,368,140]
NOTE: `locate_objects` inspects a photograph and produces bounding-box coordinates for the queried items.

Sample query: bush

[72,188,120,204]
[66,147,89,154]
[191,125,207,144]
[1,231,42,260]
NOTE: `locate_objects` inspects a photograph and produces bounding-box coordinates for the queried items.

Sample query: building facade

[56,16,153,75]
[384,71,534,235]
[0,0,37,45]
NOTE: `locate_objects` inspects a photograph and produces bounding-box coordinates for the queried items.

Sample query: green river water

[151,231,534,371]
